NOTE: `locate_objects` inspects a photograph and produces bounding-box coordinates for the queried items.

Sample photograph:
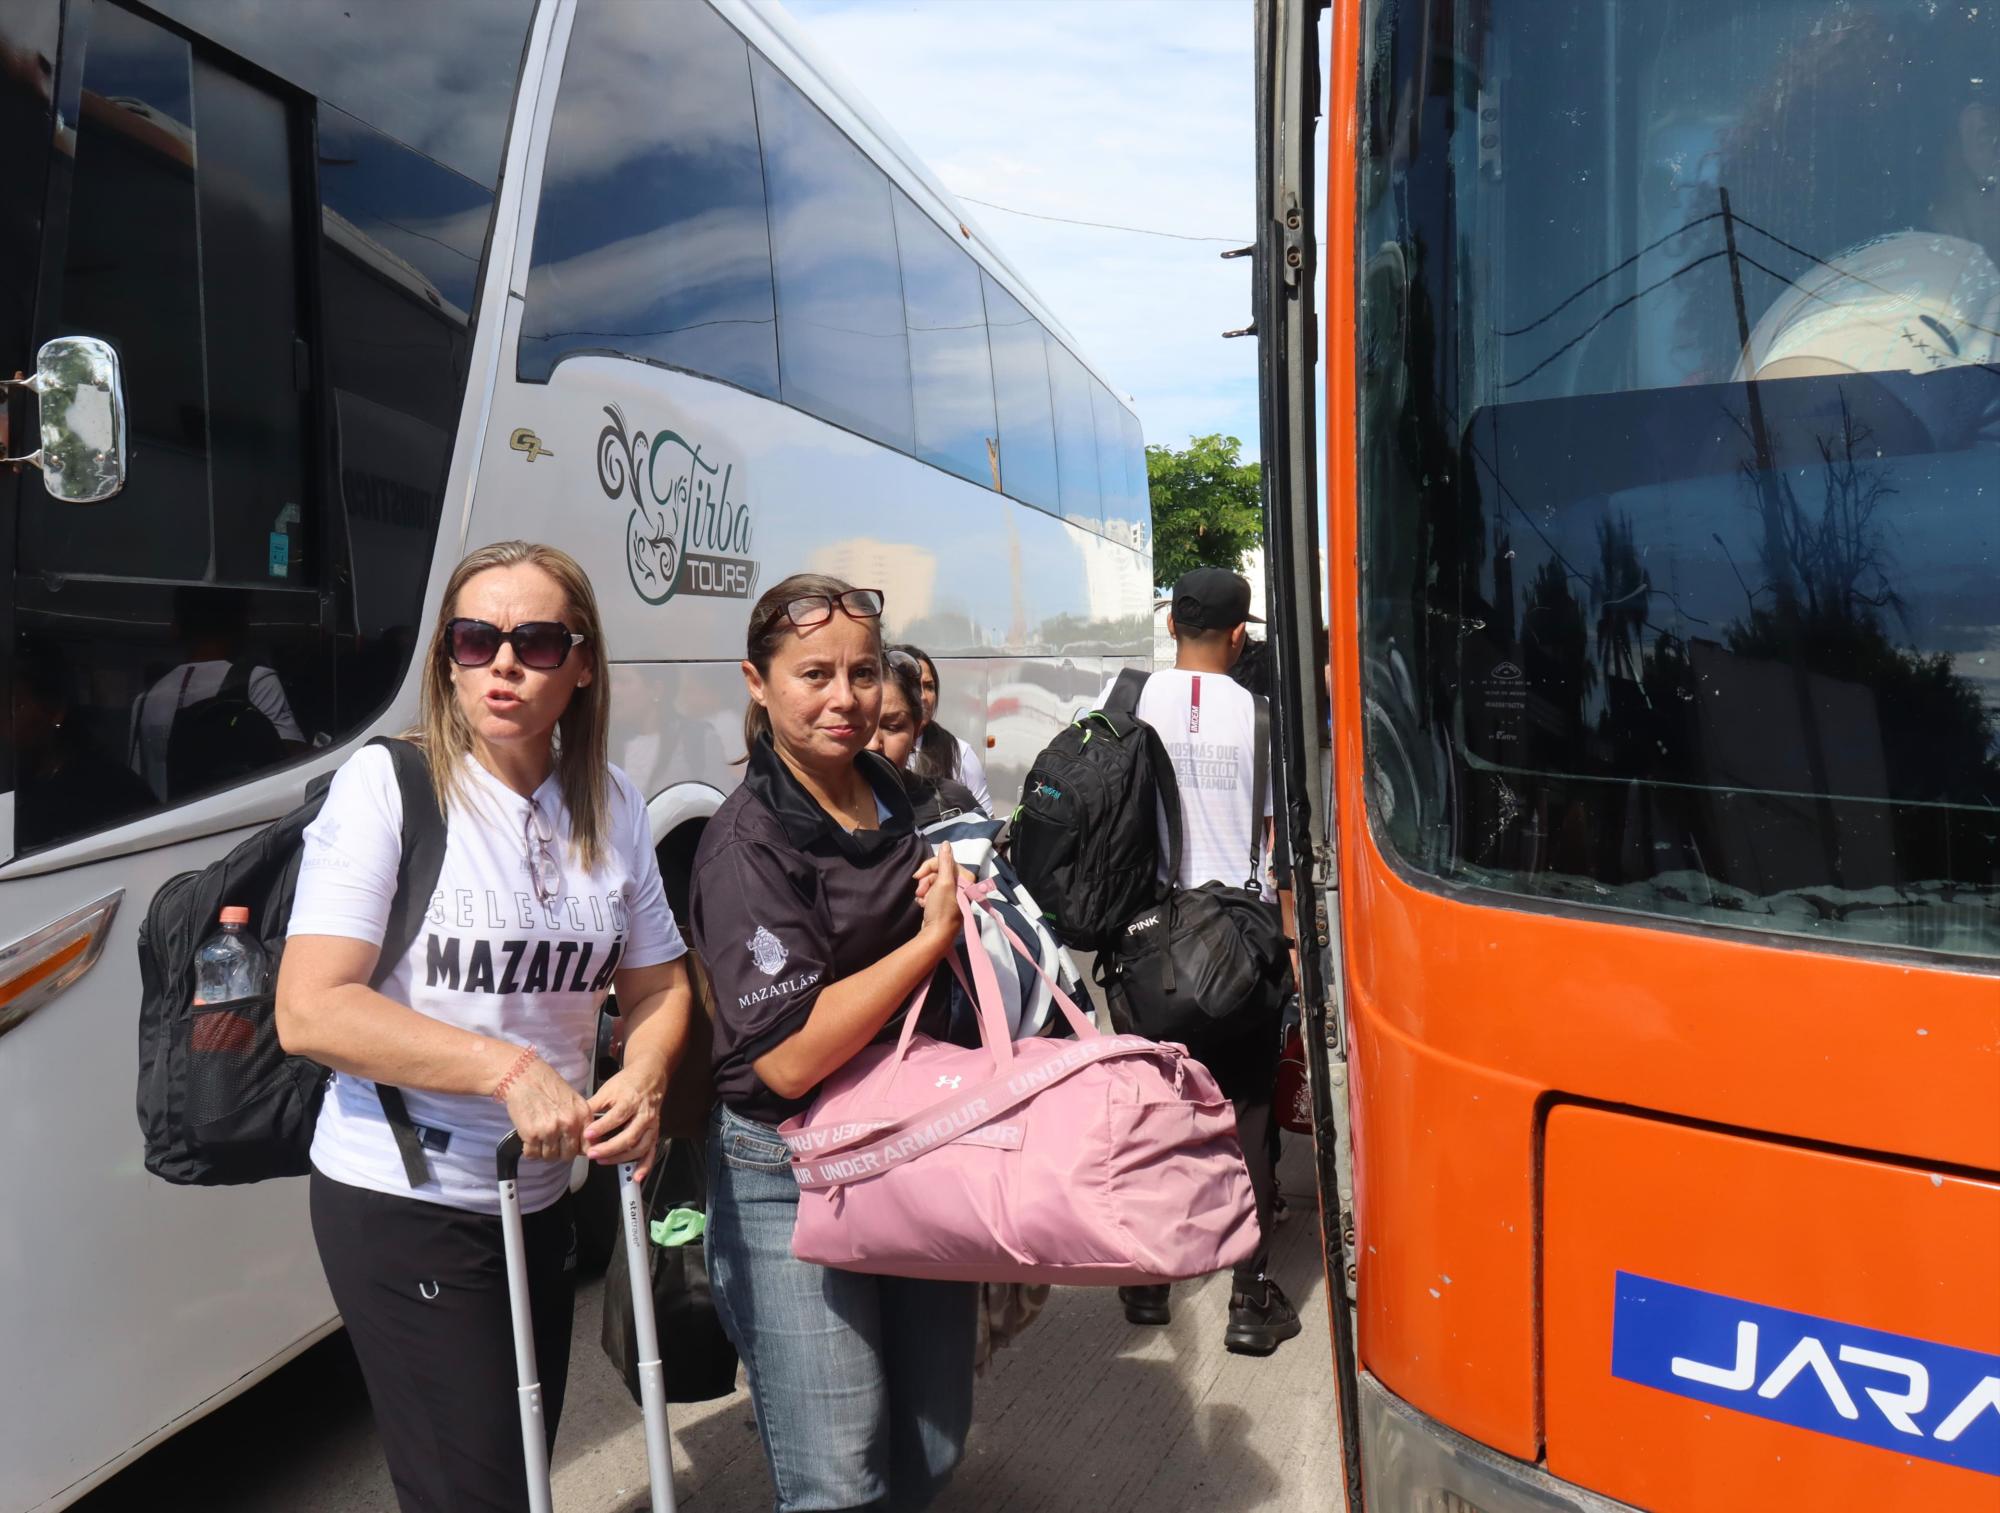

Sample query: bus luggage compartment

[1542,1105,1999,1511]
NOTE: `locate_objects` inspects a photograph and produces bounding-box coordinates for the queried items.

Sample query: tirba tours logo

[596,404,760,606]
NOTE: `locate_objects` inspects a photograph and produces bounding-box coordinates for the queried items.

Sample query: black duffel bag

[1096,693,1291,1054]
[1099,880,1291,1053]
[600,1137,739,1405]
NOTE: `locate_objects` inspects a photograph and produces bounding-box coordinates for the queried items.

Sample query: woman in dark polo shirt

[689,572,973,1513]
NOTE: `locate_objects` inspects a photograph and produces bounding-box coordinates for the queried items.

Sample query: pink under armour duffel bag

[778,880,1259,1284]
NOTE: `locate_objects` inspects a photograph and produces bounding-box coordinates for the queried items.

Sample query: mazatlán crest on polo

[748,925,788,977]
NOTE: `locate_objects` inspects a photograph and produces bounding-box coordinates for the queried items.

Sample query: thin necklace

[778,747,873,830]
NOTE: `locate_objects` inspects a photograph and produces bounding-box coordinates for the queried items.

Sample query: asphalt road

[71,1137,1342,1513]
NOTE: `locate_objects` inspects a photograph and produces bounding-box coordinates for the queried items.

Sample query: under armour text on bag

[780,878,1259,1284]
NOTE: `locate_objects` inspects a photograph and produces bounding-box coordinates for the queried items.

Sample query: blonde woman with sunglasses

[276,540,694,1513]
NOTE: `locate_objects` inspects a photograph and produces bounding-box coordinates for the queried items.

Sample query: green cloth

[650,1207,705,1248]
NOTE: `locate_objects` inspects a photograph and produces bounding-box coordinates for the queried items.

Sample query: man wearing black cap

[1100,566,1301,1355]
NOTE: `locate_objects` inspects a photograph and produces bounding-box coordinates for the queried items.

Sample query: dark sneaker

[1119,1284,1172,1326]
[1272,1191,1292,1225]
[1225,1277,1302,1355]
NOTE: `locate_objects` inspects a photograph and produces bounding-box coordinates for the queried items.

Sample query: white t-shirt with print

[289,746,685,1214]
[1098,669,1275,901]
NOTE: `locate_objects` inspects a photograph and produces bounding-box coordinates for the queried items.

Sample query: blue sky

[784,0,1260,461]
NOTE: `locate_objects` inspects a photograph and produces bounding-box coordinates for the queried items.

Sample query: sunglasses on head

[784,587,884,630]
[445,617,586,670]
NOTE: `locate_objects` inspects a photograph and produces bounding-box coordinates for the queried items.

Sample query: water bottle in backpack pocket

[184,905,290,1160]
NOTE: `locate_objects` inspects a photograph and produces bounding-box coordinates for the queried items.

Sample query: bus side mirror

[5,336,128,503]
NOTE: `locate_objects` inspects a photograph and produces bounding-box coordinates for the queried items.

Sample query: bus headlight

[0,889,121,1040]
[1359,1372,1637,1513]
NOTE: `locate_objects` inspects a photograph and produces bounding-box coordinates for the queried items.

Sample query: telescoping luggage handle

[496,1132,678,1513]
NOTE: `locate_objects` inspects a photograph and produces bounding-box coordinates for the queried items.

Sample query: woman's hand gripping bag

[778,880,1259,1284]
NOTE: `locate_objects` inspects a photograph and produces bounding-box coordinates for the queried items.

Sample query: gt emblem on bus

[508,427,554,462]
[595,404,760,606]
[1612,1272,2000,1476]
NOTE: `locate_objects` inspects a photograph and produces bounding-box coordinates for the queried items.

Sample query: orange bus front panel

[1544,1104,2000,1510]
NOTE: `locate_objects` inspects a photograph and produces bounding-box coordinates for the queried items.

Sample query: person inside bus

[690,575,975,1513]
[872,648,983,826]
[1107,567,1301,1355]
[895,643,994,815]
[127,585,308,801]
[276,540,694,1513]
[1728,7,1999,413]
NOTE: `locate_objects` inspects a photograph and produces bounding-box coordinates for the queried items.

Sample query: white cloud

[782,0,1261,458]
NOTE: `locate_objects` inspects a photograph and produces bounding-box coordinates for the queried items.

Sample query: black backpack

[1097,696,1292,1054]
[1009,669,1179,950]
[165,661,287,800]
[137,737,445,1186]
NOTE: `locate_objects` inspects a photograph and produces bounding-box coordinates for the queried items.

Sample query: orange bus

[1256,1,2000,1508]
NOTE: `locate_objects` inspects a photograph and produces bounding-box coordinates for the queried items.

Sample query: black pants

[1206,1029,1280,1288]
[311,1170,576,1513]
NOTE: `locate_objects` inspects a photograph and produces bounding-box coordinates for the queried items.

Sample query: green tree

[1146,433,1262,591]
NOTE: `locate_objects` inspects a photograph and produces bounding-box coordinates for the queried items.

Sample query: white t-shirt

[289,746,686,1214]
[1098,669,1275,901]
[129,660,305,797]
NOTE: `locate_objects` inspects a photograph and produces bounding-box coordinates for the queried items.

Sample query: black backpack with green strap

[137,737,446,1186]
[1009,669,1179,950]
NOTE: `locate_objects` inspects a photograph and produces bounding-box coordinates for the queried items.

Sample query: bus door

[14,0,320,860]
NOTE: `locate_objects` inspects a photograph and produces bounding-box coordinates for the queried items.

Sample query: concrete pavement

[74,1138,1341,1512]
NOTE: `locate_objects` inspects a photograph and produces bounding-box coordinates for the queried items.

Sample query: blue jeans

[706,1104,977,1513]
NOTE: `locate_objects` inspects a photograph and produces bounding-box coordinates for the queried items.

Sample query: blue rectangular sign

[1612,1272,2000,1477]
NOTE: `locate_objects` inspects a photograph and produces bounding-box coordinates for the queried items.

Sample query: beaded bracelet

[491,1044,540,1103]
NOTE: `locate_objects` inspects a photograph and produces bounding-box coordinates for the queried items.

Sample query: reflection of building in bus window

[15,642,155,851]
[128,587,306,801]
[1726,9,2000,390]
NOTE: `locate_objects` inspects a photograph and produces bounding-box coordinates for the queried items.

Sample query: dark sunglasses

[445,617,586,670]
[784,587,884,630]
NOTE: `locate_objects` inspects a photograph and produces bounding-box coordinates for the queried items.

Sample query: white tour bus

[0,2,1153,1507]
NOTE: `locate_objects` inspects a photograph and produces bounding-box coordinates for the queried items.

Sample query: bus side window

[752,54,916,456]
[983,271,1060,514]
[1044,333,1102,530]
[1120,406,1150,553]
[1092,379,1143,545]
[10,0,523,854]
[518,0,778,396]
[893,188,999,490]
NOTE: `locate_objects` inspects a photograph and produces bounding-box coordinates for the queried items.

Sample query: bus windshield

[1359,0,2000,960]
